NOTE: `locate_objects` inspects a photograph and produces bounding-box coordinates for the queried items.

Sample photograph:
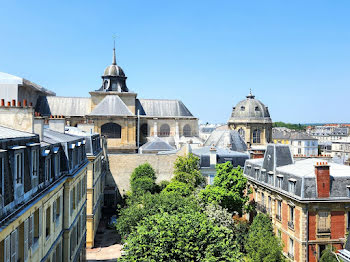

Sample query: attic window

[255,106,260,111]
[240,106,245,111]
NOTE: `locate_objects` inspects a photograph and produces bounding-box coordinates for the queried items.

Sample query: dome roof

[103,46,126,77]
[103,64,125,77]
[229,92,272,123]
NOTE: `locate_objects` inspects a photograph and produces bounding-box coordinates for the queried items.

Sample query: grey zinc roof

[89,95,133,116]
[137,99,194,117]
[35,96,91,117]
[204,130,247,152]
[43,128,80,143]
[0,72,55,96]
[0,125,36,139]
[140,137,175,152]
[273,129,317,140]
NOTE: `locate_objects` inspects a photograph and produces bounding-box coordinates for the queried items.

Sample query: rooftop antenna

[112,35,117,65]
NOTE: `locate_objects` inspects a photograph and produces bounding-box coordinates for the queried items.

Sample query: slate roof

[0,125,36,139]
[140,137,175,152]
[35,96,91,117]
[89,95,133,116]
[273,129,317,140]
[244,144,350,200]
[137,99,194,117]
[44,128,80,143]
[204,130,247,152]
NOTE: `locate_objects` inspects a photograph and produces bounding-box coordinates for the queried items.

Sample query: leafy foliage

[120,211,243,262]
[130,163,156,182]
[273,121,306,131]
[163,181,193,196]
[116,192,200,238]
[204,203,235,229]
[130,163,157,195]
[172,153,204,187]
[320,245,337,262]
[199,163,250,214]
[245,214,285,262]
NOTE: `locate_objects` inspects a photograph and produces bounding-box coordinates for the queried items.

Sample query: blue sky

[1,1,349,124]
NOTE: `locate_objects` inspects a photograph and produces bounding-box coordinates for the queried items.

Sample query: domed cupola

[229,90,271,123]
[98,45,128,92]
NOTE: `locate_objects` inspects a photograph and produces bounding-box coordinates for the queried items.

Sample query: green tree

[245,214,285,262]
[199,163,250,214]
[172,153,204,187]
[116,192,200,237]
[163,181,193,196]
[120,211,243,262]
[129,163,157,195]
[130,163,156,182]
[320,245,337,262]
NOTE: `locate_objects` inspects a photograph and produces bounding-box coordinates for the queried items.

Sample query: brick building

[244,144,350,261]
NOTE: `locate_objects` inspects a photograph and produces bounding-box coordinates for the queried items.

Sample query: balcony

[275,214,281,221]
[288,221,294,230]
[288,252,294,260]
[256,203,267,213]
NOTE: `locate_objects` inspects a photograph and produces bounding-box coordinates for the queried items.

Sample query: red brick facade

[331,211,345,239]
[308,212,316,241]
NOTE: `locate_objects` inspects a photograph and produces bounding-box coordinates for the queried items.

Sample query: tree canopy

[199,163,250,214]
[245,214,285,262]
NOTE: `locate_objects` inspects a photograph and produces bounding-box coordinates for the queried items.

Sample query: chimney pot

[11,100,15,107]
[0,99,4,107]
[23,99,27,107]
[17,101,21,107]
[29,102,33,107]
[7,101,10,107]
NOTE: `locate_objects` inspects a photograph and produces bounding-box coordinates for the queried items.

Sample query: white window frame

[31,149,39,178]
[15,152,23,184]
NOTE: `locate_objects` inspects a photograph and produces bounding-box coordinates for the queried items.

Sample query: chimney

[315,162,330,198]
[210,145,217,166]
[49,116,66,133]
[34,117,45,141]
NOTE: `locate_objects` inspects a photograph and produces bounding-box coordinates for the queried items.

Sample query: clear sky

[1,1,349,124]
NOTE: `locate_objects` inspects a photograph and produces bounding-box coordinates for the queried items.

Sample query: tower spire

[112,39,116,65]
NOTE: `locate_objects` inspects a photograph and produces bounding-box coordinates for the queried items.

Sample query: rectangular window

[277,177,283,188]
[15,153,23,184]
[268,196,272,213]
[11,229,18,262]
[298,148,301,154]
[46,206,51,239]
[54,154,60,178]
[0,157,3,195]
[261,193,265,206]
[28,215,34,249]
[318,211,330,233]
[209,174,215,185]
[31,149,39,177]
[289,206,295,229]
[268,173,273,184]
[289,238,294,258]
[45,158,51,182]
[288,180,296,194]
[276,200,282,220]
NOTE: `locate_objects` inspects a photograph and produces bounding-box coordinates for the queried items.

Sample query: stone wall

[108,149,188,195]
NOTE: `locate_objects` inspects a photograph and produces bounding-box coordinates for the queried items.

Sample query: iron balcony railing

[288,221,294,230]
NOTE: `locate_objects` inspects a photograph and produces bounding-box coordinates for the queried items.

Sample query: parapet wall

[108,152,182,195]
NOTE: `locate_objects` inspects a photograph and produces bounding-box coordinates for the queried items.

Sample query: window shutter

[24,219,29,261]
[53,201,56,223]
[4,235,10,262]
[29,215,33,248]
[38,207,42,237]
[70,190,73,215]
[10,229,18,262]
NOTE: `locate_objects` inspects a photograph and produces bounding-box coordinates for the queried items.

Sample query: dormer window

[15,153,23,184]
[277,175,283,188]
[240,106,245,111]
[288,179,296,194]
[31,149,39,178]
[45,157,52,182]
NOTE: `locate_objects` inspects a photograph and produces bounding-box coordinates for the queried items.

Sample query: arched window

[238,128,245,139]
[183,124,191,137]
[101,123,121,138]
[140,123,148,137]
[253,129,261,144]
[159,124,170,137]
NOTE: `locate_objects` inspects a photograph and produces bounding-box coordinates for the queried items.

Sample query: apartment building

[244,144,350,262]
[0,104,88,262]
[65,126,106,248]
